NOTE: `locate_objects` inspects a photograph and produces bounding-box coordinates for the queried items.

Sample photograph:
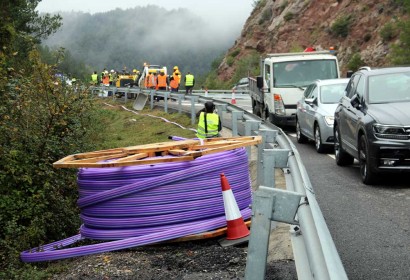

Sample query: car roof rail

[358,66,371,71]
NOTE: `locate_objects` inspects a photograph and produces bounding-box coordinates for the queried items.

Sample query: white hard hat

[110,69,114,73]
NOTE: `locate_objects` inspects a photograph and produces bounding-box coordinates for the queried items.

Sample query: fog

[42,4,253,75]
[38,0,253,74]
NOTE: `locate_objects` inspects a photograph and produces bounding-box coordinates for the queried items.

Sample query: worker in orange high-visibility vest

[156,69,168,91]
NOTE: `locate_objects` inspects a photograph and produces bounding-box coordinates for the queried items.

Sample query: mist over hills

[43,5,242,75]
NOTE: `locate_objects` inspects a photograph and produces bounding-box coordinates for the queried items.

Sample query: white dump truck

[249,51,340,127]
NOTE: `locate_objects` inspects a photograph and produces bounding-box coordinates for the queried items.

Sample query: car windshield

[368,71,410,103]
[320,83,348,104]
[273,59,338,87]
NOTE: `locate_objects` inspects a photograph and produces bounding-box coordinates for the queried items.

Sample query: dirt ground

[50,129,297,280]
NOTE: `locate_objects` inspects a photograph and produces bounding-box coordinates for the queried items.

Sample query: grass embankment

[91,100,197,150]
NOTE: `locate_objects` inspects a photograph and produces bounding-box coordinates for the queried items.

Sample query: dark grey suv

[334,66,410,184]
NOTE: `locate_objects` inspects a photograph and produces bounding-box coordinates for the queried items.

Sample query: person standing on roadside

[185,71,195,95]
[156,69,168,91]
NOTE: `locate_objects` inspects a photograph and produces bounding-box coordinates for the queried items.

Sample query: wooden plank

[169,220,251,242]
[114,153,149,163]
[168,149,188,156]
[54,156,195,168]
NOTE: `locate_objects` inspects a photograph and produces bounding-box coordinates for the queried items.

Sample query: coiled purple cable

[20,147,252,262]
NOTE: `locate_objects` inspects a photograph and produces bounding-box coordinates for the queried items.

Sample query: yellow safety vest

[196,112,219,139]
[185,74,194,86]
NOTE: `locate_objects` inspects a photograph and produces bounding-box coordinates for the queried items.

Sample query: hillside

[217,0,406,82]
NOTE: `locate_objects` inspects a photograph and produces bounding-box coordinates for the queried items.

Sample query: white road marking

[288,133,296,138]
[328,154,335,159]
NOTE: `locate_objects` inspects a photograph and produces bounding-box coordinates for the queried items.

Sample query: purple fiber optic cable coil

[20,146,252,262]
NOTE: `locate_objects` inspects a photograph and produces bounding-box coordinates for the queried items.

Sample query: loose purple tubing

[21,148,252,262]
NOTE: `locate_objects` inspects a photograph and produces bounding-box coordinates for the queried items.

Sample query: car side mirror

[350,94,362,109]
[305,97,317,106]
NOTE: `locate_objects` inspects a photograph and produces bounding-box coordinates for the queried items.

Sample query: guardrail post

[163,92,168,114]
[150,90,155,110]
[215,104,227,120]
[125,88,129,104]
[231,111,244,136]
[245,120,261,159]
[257,129,278,187]
[245,149,291,280]
[189,96,199,125]
[177,95,183,114]
[262,149,289,188]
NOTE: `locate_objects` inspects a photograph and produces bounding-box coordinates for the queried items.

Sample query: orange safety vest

[145,73,152,88]
[170,79,179,90]
[157,74,167,88]
[173,71,181,84]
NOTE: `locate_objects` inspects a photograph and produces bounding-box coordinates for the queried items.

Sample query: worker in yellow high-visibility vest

[184,71,195,95]
[196,101,222,139]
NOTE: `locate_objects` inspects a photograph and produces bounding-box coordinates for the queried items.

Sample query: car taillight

[273,93,286,115]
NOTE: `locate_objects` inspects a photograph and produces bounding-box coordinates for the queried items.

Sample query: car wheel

[314,125,326,153]
[359,135,378,185]
[296,120,308,143]
[334,124,354,166]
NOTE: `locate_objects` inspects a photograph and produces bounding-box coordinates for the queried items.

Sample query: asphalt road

[285,132,410,280]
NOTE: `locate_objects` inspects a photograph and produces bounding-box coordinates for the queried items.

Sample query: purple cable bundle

[21,147,252,262]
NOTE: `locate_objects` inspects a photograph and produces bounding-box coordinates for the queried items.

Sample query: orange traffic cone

[220,173,250,240]
[231,89,237,104]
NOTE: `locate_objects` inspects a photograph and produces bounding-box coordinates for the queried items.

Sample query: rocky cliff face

[218,0,405,80]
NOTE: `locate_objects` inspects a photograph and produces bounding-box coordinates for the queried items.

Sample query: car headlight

[324,116,334,126]
[373,124,409,140]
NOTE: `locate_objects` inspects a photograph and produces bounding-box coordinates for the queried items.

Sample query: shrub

[0,49,100,275]
[331,15,352,37]
[347,53,364,72]
[284,12,294,21]
[231,48,241,58]
[380,22,397,42]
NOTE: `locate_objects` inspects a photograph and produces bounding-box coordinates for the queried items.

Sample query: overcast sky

[37,0,255,29]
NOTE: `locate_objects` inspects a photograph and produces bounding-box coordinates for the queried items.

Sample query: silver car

[296,78,349,153]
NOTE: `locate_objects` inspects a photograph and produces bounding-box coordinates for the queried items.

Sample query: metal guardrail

[92,87,348,280]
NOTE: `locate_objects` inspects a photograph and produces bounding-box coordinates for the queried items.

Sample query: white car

[233,77,249,91]
[296,78,349,153]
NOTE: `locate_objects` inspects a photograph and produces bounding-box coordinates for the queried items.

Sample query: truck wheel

[254,103,262,118]
[264,108,270,122]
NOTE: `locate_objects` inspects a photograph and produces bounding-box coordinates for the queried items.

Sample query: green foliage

[231,49,241,58]
[290,43,304,52]
[252,0,267,9]
[347,53,364,72]
[391,20,410,65]
[284,12,294,21]
[38,46,93,82]
[0,49,100,276]
[380,22,398,42]
[331,15,352,37]
[226,56,235,67]
[204,51,260,90]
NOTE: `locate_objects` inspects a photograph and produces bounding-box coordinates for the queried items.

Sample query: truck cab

[250,51,340,127]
